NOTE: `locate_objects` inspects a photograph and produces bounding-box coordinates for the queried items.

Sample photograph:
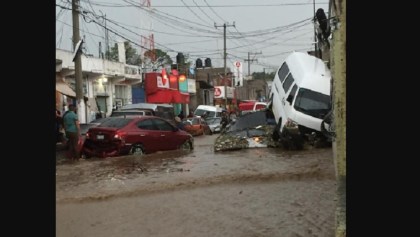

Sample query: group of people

[56,104,81,161]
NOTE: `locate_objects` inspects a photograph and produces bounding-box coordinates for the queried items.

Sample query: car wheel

[180,141,192,151]
[80,152,91,159]
[130,144,145,156]
[272,118,282,141]
[205,127,212,135]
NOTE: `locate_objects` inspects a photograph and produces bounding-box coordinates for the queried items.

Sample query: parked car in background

[118,103,175,125]
[182,116,213,136]
[110,109,153,118]
[193,105,223,119]
[82,116,194,158]
[239,101,267,116]
[205,117,222,133]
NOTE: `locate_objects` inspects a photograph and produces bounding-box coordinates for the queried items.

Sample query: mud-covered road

[56,134,336,237]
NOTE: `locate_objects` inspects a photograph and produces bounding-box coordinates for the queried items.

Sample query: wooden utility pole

[72,0,86,122]
[313,0,318,58]
[330,0,346,236]
[215,22,235,109]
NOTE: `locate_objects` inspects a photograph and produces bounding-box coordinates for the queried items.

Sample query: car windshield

[206,117,221,125]
[97,118,132,128]
[293,88,331,119]
[195,109,216,117]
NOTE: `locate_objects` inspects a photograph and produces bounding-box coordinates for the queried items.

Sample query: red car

[82,116,194,158]
[182,116,213,136]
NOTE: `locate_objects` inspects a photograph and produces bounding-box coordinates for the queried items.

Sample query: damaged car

[214,110,280,152]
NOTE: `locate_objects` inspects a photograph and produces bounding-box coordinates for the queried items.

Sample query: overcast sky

[56,0,329,75]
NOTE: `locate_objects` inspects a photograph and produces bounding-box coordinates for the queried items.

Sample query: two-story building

[56,47,142,123]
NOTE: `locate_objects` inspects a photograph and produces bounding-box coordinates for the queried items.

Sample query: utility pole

[245,51,262,77]
[72,0,86,123]
[313,0,318,58]
[215,22,235,109]
[331,0,346,236]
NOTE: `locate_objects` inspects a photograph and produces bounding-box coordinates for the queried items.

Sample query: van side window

[277,62,289,83]
[286,84,298,104]
[282,73,295,93]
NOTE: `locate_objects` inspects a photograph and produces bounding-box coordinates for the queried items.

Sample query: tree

[252,71,276,80]
[144,48,173,65]
[105,41,141,65]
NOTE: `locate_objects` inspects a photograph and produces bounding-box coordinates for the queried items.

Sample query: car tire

[272,118,282,141]
[130,144,145,156]
[80,152,91,159]
[205,128,213,135]
[180,141,192,151]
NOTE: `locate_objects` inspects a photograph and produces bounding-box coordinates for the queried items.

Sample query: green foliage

[145,48,173,65]
[252,71,276,80]
[105,41,141,65]
[105,41,174,68]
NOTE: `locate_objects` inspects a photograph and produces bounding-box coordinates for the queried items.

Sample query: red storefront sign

[145,71,190,103]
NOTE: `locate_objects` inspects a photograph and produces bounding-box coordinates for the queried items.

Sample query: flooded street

[56,135,336,237]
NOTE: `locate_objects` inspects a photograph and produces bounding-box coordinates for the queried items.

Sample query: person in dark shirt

[220,110,229,130]
[178,110,185,120]
[175,116,185,130]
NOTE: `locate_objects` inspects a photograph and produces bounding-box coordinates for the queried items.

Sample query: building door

[132,86,145,103]
[96,96,107,117]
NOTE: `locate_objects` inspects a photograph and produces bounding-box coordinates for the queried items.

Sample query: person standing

[187,109,194,118]
[174,116,185,130]
[178,110,185,120]
[220,110,229,131]
[56,109,63,143]
[63,104,81,160]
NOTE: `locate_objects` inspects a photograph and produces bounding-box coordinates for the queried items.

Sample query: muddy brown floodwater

[56,134,336,237]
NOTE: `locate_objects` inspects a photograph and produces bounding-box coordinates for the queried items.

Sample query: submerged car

[182,116,212,136]
[82,116,194,158]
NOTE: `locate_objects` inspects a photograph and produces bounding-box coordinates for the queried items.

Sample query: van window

[282,73,295,93]
[293,88,331,119]
[286,84,298,104]
[277,62,289,83]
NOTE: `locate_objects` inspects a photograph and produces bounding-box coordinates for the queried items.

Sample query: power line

[82,0,329,8]
[192,0,215,23]
[203,0,224,23]
[146,3,331,8]
[180,0,212,26]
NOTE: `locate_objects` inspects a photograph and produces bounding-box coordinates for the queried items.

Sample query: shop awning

[56,81,76,97]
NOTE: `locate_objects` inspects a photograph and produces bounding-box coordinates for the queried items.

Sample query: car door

[152,118,180,150]
[131,118,161,153]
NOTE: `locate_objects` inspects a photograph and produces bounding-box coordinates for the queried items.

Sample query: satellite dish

[72,39,84,62]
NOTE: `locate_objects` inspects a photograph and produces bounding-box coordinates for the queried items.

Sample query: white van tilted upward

[268,52,331,149]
